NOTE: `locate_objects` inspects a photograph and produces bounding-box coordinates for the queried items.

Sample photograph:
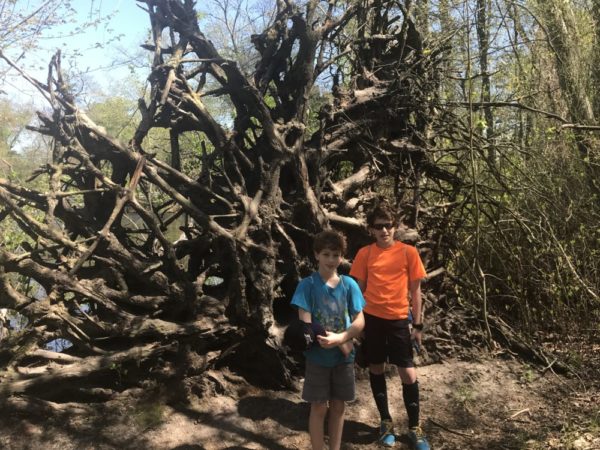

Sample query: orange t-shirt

[349,241,426,320]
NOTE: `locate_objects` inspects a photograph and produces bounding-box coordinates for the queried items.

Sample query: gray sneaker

[408,426,430,450]
[379,419,395,447]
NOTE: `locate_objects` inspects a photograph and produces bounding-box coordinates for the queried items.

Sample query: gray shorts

[302,360,355,403]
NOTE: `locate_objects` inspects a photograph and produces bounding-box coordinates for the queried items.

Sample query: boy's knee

[397,366,417,384]
[311,402,328,417]
[369,363,385,375]
[329,399,345,415]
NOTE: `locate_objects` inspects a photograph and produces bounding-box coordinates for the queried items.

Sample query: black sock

[402,381,420,429]
[369,372,392,421]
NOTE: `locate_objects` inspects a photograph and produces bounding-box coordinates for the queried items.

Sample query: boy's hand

[411,329,423,353]
[317,330,344,348]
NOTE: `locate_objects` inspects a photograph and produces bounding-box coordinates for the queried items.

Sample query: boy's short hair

[313,230,347,254]
[366,203,398,227]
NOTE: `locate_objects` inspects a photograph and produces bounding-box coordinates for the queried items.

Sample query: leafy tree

[0,0,77,79]
[422,0,600,341]
[0,99,31,173]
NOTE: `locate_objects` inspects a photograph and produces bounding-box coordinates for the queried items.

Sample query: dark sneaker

[379,419,395,447]
[408,426,430,450]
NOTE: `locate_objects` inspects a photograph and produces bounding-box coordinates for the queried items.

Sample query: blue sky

[46,0,150,92]
[3,0,151,102]
[58,1,149,73]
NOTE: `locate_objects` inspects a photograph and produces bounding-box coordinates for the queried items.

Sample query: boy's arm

[409,279,423,324]
[338,340,354,357]
[356,279,366,292]
[347,310,365,339]
[349,247,367,291]
[409,279,424,345]
[298,308,311,322]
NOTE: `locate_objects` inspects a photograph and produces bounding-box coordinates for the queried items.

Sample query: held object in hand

[284,320,327,352]
[412,339,421,355]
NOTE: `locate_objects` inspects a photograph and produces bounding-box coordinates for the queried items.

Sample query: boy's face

[370,217,395,248]
[314,248,343,274]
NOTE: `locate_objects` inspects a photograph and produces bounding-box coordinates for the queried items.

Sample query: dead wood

[0,0,456,405]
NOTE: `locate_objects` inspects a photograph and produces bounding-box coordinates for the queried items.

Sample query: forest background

[0,0,599,449]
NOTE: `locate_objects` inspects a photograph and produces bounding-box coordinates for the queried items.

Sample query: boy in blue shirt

[291,230,365,450]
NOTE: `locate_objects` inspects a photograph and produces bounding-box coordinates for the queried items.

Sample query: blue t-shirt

[291,272,365,367]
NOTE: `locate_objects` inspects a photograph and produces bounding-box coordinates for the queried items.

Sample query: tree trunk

[476,0,494,161]
[535,0,600,197]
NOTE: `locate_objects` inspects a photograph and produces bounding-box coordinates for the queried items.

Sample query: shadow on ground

[237,395,375,445]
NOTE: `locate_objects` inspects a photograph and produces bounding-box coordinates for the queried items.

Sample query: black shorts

[363,312,414,368]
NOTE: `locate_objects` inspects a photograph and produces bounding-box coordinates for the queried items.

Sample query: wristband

[412,323,424,331]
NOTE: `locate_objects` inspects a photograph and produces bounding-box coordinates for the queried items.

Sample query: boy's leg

[369,369,395,447]
[328,363,355,449]
[369,363,392,420]
[398,367,419,428]
[364,314,392,421]
[327,399,345,450]
[398,362,430,449]
[397,366,417,384]
[364,313,396,446]
[309,402,328,450]
[302,361,333,450]
[387,319,420,428]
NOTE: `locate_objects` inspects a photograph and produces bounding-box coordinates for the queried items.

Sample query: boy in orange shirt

[350,204,430,449]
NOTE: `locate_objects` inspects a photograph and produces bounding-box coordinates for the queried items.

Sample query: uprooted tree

[0,0,453,404]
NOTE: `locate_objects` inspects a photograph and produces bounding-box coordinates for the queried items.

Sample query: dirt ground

[1,355,598,450]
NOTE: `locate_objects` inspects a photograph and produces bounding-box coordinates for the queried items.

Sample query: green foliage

[87,95,139,141]
[86,90,210,178]
[418,0,600,343]
[0,208,38,253]
[0,99,36,179]
[0,218,25,250]
[444,134,600,334]
[519,365,536,384]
